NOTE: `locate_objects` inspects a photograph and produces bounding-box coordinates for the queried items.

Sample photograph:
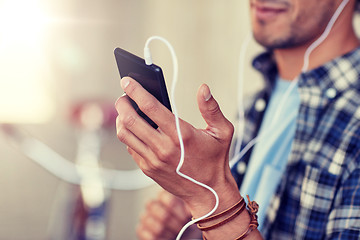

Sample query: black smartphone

[114,47,172,128]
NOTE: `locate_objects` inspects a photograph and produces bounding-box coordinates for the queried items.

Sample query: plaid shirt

[231,47,360,239]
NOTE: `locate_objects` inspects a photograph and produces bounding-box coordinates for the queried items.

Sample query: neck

[274,10,359,80]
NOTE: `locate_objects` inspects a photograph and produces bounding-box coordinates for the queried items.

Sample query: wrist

[185,178,241,219]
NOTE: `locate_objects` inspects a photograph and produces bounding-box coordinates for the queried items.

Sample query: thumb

[197,84,233,133]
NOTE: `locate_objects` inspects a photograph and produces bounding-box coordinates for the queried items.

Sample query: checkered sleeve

[326,166,360,239]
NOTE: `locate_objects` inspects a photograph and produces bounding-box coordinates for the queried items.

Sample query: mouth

[251,1,289,21]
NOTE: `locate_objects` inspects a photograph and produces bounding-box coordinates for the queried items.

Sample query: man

[115,0,360,239]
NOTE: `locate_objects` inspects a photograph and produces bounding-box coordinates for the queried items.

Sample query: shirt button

[326,88,336,99]
[255,98,266,112]
[237,161,247,174]
[254,61,262,69]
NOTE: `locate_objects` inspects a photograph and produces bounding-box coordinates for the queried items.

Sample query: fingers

[197,84,234,140]
[137,213,174,240]
[157,190,191,223]
[115,94,166,156]
[196,84,226,126]
[136,190,191,240]
[115,95,182,172]
[117,77,185,160]
[120,77,175,133]
[115,98,152,157]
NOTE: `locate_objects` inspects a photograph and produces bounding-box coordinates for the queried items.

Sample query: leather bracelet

[201,195,259,240]
[197,201,246,231]
[196,197,244,224]
[234,195,259,240]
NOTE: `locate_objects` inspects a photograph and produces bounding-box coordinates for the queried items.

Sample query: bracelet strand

[201,195,259,240]
[197,197,244,224]
[234,195,259,240]
[197,201,246,231]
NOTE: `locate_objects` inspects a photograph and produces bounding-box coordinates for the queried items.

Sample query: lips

[251,1,289,21]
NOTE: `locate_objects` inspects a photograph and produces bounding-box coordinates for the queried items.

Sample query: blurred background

[1,0,357,239]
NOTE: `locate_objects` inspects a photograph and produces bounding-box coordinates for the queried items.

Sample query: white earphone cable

[230,33,253,168]
[144,36,219,240]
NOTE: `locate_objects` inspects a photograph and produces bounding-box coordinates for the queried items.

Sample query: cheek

[251,13,294,42]
[291,5,334,40]
[293,0,337,31]
[250,4,296,37]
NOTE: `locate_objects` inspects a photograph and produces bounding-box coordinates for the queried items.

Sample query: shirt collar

[298,46,360,99]
[252,51,277,91]
[252,46,360,100]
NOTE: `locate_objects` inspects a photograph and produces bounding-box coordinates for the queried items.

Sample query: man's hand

[115,77,240,217]
[137,190,201,240]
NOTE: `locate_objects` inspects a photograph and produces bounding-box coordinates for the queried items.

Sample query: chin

[253,30,296,49]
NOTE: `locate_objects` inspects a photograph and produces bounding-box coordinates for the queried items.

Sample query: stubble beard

[252,3,335,50]
[253,20,315,50]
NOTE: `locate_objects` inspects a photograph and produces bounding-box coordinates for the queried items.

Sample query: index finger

[121,77,175,133]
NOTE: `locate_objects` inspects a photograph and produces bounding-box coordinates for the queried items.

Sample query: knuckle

[152,227,164,238]
[116,112,136,129]
[169,128,181,147]
[140,149,174,176]
[123,114,136,128]
[225,121,235,138]
[140,167,152,178]
[150,157,166,171]
[220,124,234,143]
[141,161,164,177]
[145,200,157,210]
[135,227,144,240]
[170,122,191,146]
[114,95,126,110]
[159,212,171,223]
[156,146,174,162]
[179,127,192,144]
[136,226,153,240]
[207,101,221,116]
[143,217,165,237]
[141,101,159,114]
[174,126,193,149]
[116,127,127,143]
